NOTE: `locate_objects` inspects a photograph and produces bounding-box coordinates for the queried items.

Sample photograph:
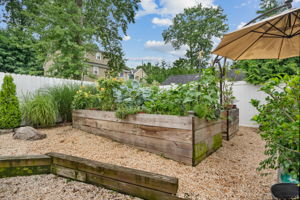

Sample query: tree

[231,57,300,85]
[256,0,284,18]
[30,0,139,80]
[0,75,22,129]
[162,4,228,68]
[0,29,44,75]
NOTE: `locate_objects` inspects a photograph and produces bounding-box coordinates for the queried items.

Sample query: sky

[122,0,300,68]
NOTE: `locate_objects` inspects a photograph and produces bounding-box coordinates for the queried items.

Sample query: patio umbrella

[212,7,300,60]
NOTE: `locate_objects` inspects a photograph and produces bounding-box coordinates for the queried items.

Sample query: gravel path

[0,174,140,200]
[0,126,276,200]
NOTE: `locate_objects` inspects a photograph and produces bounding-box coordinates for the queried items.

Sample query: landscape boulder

[13,126,46,141]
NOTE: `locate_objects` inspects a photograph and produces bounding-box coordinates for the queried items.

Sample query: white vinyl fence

[232,81,267,127]
[0,72,95,98]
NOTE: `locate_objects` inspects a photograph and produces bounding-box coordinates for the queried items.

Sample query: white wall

[232,81,267,127]
[0,72,95,98]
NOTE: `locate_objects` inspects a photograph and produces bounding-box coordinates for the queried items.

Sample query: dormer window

[96,53,101,60]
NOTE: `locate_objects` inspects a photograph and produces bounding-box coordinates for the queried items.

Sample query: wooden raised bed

[72,110,223,166]
[221,108,239,140]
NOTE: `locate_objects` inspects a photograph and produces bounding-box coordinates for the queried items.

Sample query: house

[118,68,147,81]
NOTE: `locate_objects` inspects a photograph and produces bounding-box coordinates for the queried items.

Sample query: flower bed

[73,110,222,166]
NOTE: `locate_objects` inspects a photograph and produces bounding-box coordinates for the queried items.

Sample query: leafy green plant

[251,75,300,180]
[97,78,122,111]
[72,85,101,110]
[41,84,80,122]
[115,106,148,120]
[0,75,22,129]
[21,93,58,127]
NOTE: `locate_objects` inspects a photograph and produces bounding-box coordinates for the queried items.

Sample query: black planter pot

[271,183,299,200]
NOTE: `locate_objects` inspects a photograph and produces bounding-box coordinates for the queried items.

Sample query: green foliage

[29,0,139,79]
[232,57,300,85]
[162,4,228,66]
[0,29,43,75]
[256,0,285,18]
[0,75,21,129]
[251,75,300,180]
[21,93,58,127]
[137,59,197,84]
[72,85,101,110]
[41,84,80,122]
[72,69,220,121]
[145,68,220,120]
[115,106,147,120]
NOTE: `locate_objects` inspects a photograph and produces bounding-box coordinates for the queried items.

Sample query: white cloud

[237,22,246,29]
[123,35,131,41]
[152,17,173,26]
[144,40,188,57]
[137,0,215,18]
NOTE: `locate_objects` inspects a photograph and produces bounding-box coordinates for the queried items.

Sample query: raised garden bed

[221,108,239,141]
[72,110,223,166]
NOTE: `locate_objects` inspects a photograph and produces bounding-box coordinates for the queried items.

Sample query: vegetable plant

[251,75,300,181]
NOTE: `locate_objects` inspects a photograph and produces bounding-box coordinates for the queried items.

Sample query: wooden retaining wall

[0,153,182,200]
[73,110,223,166]
[221,108,239,141]
[0,155,51,178]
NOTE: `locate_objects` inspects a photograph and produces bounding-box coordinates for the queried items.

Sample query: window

[119,72,124,77]
[93,66,99,75]
[96,53,101,60]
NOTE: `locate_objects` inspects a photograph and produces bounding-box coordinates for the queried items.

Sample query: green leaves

[162,4,228,66]
[232,57,300,85]
[251,75,300,181]
[0,75,22,129]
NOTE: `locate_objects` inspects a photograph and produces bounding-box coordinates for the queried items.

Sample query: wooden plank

[74,117,193,144]
[52,164,87,182]
[0,166,50,178]
[74,124,193,158]
[47,152,178,194]
[136,146,193,166]
[0,155,51,168]
[193,117,222,131]
[87,173,184,200]
[73,110,193,130]
[194,122,222,143]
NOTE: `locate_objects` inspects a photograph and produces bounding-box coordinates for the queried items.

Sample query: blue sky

[123,0,300,68]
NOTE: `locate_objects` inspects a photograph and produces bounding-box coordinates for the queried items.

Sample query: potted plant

[251,75,300,184]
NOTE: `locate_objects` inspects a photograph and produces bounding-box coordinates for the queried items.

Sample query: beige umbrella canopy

[212,7,300,60]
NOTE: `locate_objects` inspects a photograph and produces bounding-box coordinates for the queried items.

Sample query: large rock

[13,126,46,141]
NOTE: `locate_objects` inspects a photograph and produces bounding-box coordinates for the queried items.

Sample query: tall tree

[0,29,44,75]
[256,0,284,18]
[162,4,228,68]
[30,0,139,80]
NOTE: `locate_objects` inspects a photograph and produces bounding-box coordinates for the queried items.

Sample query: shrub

[251,75,300,180]
[0,75,22,129]
[21,93,58,127]
[41,84,80,122]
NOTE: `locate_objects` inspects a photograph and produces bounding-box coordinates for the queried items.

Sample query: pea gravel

[0,126,276,200]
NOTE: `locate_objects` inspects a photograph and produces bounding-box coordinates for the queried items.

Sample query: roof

[161,70,245,85]
[161,74,200,85]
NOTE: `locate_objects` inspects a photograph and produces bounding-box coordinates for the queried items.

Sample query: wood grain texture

[47,152,178,194]
[73,110,193,130]
[0,155,51,168]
